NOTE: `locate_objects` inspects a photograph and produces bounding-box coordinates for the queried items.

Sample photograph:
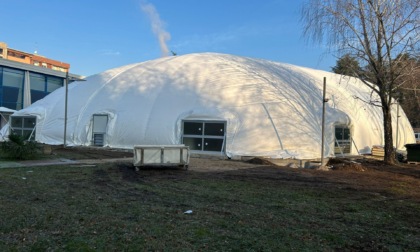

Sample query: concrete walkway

[0,157,133,169]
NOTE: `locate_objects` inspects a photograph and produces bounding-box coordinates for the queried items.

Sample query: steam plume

[140,1,171,57]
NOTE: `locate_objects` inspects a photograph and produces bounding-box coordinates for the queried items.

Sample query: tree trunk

[382,104,396,164]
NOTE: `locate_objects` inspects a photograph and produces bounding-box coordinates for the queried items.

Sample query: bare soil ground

[51,146,420,202]
[2,146,419,250]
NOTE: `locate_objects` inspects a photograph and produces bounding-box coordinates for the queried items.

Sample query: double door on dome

[182,120,226,153]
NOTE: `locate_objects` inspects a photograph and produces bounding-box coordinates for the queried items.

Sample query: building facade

[0,42,83,110]
[0,42,70,73]
[0,42,83,132]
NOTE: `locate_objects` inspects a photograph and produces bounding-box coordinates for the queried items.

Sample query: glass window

[334,126,351,154]
[3,86,23,110]
[31,90,47,103]
[183,122,203,135]
[203,138,224,152]
[2,68,24,110]
[30,73,46,91]
[343,128,351,140]
[27,74,64,103]
[11,117,23,128]
[335,129,343,141]
[204,122,225,136]
[3,68,24,88]
[183,137,202,150]
[23,117,36,128]
[182,120,226,153]
[47,76,63,92]
[10,116,36,141]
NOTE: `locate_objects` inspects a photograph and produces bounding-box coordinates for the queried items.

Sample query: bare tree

[301,0,420,164]
[394,54,420,128]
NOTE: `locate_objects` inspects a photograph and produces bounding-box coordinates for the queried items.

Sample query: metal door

[92,115,108,146]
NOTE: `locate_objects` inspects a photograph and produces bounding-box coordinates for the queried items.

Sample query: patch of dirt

[50,147,420,201]
[51,146,134,159]
[247,157,279,166]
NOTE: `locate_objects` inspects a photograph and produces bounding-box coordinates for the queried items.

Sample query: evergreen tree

[332,54,361,77]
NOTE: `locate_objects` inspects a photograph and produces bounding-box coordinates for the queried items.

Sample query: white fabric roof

[0,107,16,113]
[11,53,415,159]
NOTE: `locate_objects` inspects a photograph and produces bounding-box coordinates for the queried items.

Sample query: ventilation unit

[93,133,105,146]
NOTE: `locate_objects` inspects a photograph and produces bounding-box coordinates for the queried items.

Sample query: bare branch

[301,0,420,164]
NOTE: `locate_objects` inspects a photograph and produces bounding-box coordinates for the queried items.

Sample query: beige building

[0,42,70,73]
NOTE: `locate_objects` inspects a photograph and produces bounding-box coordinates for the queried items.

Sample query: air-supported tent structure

[8,53,416,159]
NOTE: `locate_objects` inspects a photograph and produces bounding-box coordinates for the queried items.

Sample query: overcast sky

[1,0,335,76]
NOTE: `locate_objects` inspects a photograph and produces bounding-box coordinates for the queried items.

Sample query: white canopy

[0,107,15,139]
[0,107,16,113]
[11,53,415,159]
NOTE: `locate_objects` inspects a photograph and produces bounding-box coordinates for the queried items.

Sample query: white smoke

[140,1,171,57]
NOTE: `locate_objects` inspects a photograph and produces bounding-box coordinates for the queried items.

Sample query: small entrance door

[335,126,351,155]
[92,115,108,146]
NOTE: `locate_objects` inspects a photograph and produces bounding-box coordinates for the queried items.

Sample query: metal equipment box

[133,145,190,169]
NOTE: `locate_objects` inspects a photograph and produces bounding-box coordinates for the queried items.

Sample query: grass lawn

[0,161,419,251]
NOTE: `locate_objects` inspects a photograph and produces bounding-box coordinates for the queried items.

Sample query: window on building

[47,76,63,92]
[1,68,24,110]
[182,120,226,153]
[29,73,64,103]
[0,67,64,109]
[335,126,352,155]
[41,62,48,68]
[8,51,25,59]
[10,116,36,141]
[29,73,46,103]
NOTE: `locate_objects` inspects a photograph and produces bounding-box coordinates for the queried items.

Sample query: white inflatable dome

[11,53,415,159]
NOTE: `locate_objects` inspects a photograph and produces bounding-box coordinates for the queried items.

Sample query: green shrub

[0,133,38,160]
